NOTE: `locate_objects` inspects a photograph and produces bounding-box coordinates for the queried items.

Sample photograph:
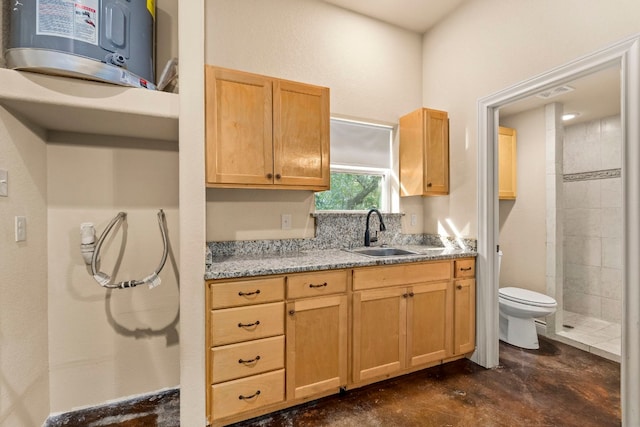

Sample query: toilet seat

[499,287,557,308]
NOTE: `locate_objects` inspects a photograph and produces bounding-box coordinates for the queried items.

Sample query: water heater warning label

[36,0,99,46]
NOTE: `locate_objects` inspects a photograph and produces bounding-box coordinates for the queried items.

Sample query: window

[315,118,393,211]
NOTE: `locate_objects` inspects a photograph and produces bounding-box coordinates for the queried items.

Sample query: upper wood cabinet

[498,126,517,200]
[205,66,330,191]
[399,108,449,196]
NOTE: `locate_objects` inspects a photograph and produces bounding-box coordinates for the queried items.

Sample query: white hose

[90,210,169,289]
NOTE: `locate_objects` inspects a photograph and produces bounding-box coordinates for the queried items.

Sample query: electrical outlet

[281,214,292,230]
[410,214,417,227]
[15,216,26,242]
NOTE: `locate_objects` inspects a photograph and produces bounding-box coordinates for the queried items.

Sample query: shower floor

[548,310,621,362]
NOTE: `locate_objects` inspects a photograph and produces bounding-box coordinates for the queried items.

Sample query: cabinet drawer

[212,369,285,420]
[211,302,284,346]
[209,277,284,309]
[287,270,347,299]
[353,261,451,290]
[211,336,284,384]
[454,259,475,278]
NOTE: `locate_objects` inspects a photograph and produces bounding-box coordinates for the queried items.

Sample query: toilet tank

[6,0,156,89]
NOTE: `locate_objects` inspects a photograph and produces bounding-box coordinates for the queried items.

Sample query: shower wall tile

[602,238,622,269]
[563,180,600,209]
[601,297,622,323]
[563,208,601,237]
[601,207,622,238]
[601,178,622,207]
[564,236,601,267]
[561,115,622,324]
[564,290,601,318]
[601,267,622,300]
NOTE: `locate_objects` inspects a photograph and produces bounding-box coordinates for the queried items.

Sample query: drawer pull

[309,282,328,288]
[238,320,261,328]
[238,355,261,365]
[460,267,473,271]
[238,390,261,400]
[238,289,261,297]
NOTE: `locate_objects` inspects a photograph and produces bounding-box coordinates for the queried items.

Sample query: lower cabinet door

[286,294,348,400]
[352,287,407,382]
[212,369,285,420]
[454,279,476,355]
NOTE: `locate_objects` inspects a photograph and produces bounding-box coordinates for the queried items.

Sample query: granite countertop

[205,244,477,280]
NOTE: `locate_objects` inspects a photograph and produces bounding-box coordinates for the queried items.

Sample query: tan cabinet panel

[352,287,407,382]
[286,269,347,299]
[454,279,476,355]
[211,369,285,420]
[352,261,451,290]
[400,108,449,196]
[499,126,517,200]
[211,302,284,346]
[286,295,348,400]
[209,276,285,309]
[454,258,475,278]
[205,66,329,191]
[407,281,453,367]
[211,336,284,384]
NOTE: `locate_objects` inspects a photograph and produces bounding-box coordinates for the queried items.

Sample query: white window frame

[315,117,395,213]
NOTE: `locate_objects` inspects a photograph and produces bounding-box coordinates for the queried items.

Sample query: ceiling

[500,65,621,125]
[322,0,467,33]
[321,0,621,124]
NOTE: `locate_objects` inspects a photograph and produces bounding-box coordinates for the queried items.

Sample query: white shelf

[0,68,179,141]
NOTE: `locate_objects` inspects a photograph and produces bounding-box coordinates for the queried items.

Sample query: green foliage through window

[315,172,382,211]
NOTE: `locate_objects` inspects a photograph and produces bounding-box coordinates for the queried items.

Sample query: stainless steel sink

[350,247,418,257]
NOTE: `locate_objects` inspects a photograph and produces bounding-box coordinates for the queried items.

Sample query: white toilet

[498,251,557,349]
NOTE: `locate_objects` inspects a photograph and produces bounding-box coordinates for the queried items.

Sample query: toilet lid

[499,287,557,307]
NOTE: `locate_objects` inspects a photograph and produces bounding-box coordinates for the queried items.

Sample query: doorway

[475,34,640,425]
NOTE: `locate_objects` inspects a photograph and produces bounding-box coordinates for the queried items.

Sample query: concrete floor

[49,336,620,426]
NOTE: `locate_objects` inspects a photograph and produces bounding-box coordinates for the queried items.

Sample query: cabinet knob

[275,173,282,180]
[289,310,296,316]
[409,292,415,297]
[266,173,273,179]
[427,182,433,187]
[403,293,409,298]
[457,285,463,290]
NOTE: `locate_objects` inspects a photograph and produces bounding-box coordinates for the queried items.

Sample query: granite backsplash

[206,212,476,263]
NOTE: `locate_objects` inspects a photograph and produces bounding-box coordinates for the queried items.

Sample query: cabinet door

[286,295,347,400]
[424,109,449,195]
[205,66,274,186]
[273,80,330,190]
[352,288,407,382]
[498,126,517,200]
[407,282,453,367]
[399,108,449,197]
[454,279,476,355]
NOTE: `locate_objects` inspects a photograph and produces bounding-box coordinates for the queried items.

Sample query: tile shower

[556,115,622,361]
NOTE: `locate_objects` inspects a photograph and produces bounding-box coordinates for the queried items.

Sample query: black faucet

[364,208,386,247]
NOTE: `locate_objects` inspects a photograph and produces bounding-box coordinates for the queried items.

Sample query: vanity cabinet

[206,257,475,425]
[498,126,517,200]
[399,107,450,196]
[286,270,348,400]
[205,66,330,191]
[351,261,454,382]
[206,277,286,423]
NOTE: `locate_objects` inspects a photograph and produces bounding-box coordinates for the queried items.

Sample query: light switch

[15,216,26,242]
[0,169,7,197]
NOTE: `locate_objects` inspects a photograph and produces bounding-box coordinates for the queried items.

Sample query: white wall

[0,110,49,426]
[421,0,640,237]
[498,108,547,294]
[204,0,424,241]
[46,136,180,413]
